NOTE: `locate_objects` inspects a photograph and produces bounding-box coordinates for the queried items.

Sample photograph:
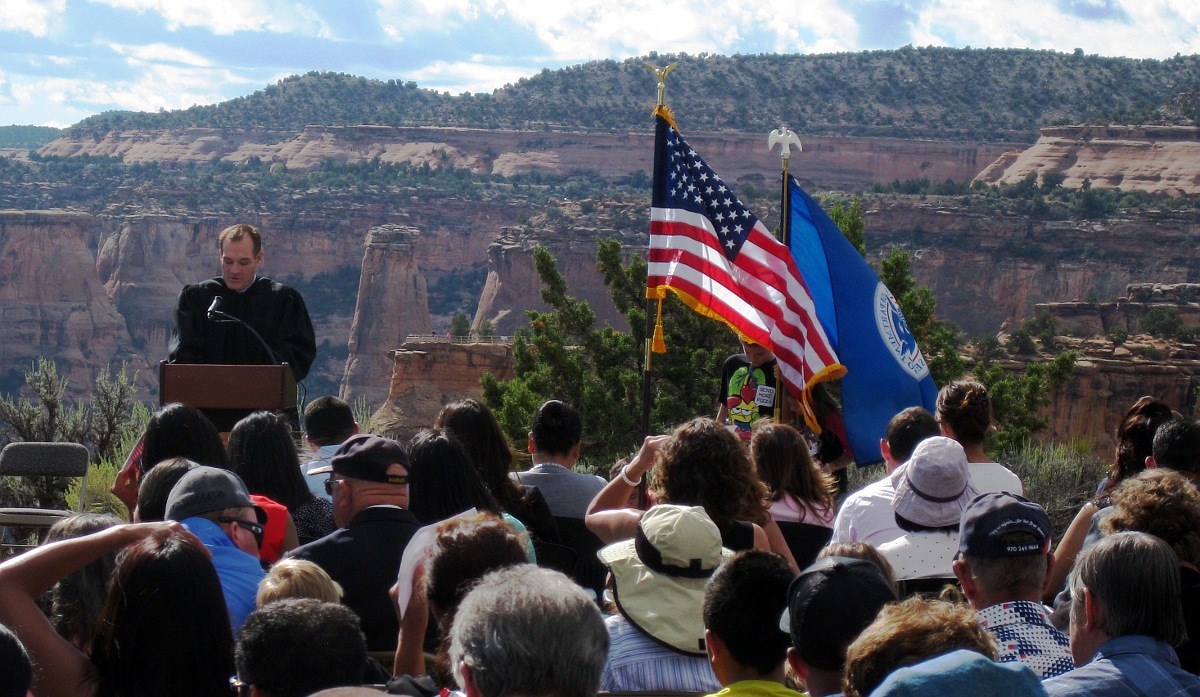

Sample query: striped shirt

[601,614,720,693]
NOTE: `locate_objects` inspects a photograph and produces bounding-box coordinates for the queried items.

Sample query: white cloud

[910,0,1200,59]
[107,42,213,67]
[89,0,331,37]
[373,0,857,59]
[0,0,66,37]
[406,59,536,94]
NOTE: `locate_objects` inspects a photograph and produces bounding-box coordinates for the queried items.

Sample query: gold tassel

[650,287,667,353]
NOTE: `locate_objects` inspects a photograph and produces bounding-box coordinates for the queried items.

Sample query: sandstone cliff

[995,283,1199,450]
[371,340,514,441]
[340,225,432,407]
[0,210,148,394]
[864,199,1200,337]
[975,125,1200,194]
[41,125,1013,193]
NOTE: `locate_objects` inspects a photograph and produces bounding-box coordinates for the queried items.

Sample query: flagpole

[769,126,804,426]
[641,61,677,442]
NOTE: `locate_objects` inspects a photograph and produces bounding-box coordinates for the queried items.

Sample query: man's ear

[1083,587,1103,631]
[570,440,582,461]
[1146,455,1157,469]
[1040,553,1056,596]
[352,422,360,435]
[880,438,893,466]
[459,660,480,697]
[528,433,536,454]
[952,558,976,600]
[786,647,809,682]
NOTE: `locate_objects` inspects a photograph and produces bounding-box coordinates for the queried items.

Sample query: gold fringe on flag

[646,286,667,353]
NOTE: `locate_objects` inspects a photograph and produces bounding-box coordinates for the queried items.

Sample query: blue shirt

[181,516,265,634]
[1042,635,1200,697]
[601,614,720,693]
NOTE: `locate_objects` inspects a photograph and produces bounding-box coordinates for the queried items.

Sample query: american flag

[646,114,845,397]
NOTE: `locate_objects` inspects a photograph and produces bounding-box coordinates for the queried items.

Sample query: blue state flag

[786,176,938,465]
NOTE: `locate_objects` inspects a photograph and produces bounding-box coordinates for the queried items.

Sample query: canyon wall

[975,125,1200,194]
[864,200,1200,337]
[41,125,1013,193]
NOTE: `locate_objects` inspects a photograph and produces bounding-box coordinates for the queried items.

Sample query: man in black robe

[168,223,316,429]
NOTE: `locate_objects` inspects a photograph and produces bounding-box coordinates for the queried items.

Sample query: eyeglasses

[324,477,342,496]
[218,517,264,546]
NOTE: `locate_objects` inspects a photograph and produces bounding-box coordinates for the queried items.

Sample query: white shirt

[878,530,960,580]
[969,462,1024,496]
[831,475,904,548]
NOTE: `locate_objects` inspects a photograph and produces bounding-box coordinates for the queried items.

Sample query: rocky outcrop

[0,210,149,394]
[1035,283,1200,337]
[975,125,1200,194]
[865,200,1200,336]
[340,225,432,407]
[370,340,514,441]
[42,125,1013,192]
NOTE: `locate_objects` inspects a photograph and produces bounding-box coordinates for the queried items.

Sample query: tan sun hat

[597,504,733,656]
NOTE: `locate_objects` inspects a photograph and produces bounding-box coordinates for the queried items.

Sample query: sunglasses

[218,517,264,546]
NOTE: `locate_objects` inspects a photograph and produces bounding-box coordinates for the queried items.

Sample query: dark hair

[935,381,992,446]
[304,396,356,446]
[236,599,367,697]
[219,223,262,255]
[0,623,31,697]
[702,550,794,676]
[425,514,530,685]
[653,417,768,527]
[408,429,502,525]
[884,407,940,463]
[140,403,227,474]
[90,529,234,696]
[1152,416,1200,475]
[43,513,122,649]
[135,457,199,522]
[529,400,582,457]
[751,421,834,517]
[435,399,528,513]
[1100,396,1175,496]
[227,411,312,510]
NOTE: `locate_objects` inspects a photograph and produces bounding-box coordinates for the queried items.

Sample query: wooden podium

[159,360,296,432]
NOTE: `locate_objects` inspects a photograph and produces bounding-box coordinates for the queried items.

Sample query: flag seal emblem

[873,282,929,380]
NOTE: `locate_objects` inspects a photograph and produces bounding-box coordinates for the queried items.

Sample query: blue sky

[1,0,1198,128]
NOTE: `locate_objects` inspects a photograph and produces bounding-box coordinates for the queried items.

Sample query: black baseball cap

[958,492,1052,558]
[779,556,896,672]
[308,434,409,485]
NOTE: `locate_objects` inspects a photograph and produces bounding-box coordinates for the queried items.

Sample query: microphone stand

[208,309,281,366]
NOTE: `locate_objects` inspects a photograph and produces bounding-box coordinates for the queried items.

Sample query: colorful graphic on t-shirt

[724,365,776,434]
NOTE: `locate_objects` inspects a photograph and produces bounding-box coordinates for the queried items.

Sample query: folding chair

[0,441,90,553]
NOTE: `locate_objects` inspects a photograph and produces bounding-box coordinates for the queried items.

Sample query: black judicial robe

[168,277,316,382]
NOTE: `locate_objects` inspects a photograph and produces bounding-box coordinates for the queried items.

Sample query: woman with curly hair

[585,417,796,568]
[1047,395,1174,597]
[935,380,1022,495]
[843,596,998,697]
[751,420,836,527]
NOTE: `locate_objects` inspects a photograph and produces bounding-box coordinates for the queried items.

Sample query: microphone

[205,295,281,366]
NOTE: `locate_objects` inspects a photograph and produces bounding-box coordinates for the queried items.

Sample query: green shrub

[1107,327,1128,346]
[1003,440,1106,537]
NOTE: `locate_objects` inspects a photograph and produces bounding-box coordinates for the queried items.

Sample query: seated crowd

[3,386,1200,697]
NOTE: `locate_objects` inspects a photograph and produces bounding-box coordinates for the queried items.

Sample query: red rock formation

[340,225,432,407]
[975,125,1200,194]
[41,126,1013,193]
[371,340,514,441]
[0,210,149,394]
